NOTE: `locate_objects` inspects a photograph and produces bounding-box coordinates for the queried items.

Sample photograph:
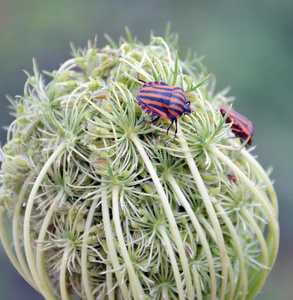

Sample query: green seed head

[0,29,279,300]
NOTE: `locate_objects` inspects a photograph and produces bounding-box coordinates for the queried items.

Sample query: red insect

[136,78,192,138]
[220,106,254,146]
[227,173,237,182]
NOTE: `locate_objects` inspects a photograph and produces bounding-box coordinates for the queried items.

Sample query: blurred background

[0,0,292,299]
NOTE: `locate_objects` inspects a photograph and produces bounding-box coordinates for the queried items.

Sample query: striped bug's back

[137,81,174,120]
[220,106,254,145]
[136,79,193,139]
[169,87,189,120]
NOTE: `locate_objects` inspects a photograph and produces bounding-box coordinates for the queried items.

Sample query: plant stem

[177,125,228,300]
[241,149,278,214]
[13,172,37,288]
[129,132,195,300]
[241,207,269,299]
[106,261,115,300]
[101,188,130,299]
[165,173,216,300]
[158,225,185,300]
[191,266,203,300]
[81,195,100,300]
[36,190,65,295]
[23,142,66,299]
[210,145,279,268]
[112,185,145,300]
[0,208,35,289]
[214,203,247,299]
[60,247,70,300]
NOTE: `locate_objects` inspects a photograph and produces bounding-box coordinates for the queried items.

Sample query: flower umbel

[0,27,279,300]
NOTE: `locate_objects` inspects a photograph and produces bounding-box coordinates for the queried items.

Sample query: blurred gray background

[0,0,292,299]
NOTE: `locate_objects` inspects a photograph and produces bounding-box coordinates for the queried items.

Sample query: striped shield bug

[136,76,194,139]
[220,106,254,146]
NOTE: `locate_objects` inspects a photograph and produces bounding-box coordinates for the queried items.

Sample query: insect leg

[167,120,178,140]
[138,116,160,126]
[174,120,178,139]
[137,73,146,83]
[230,127,243,134]
[150,116,160,124]
[166,120,175,135]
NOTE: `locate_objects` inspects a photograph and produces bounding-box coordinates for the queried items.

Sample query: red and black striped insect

[220,106,254,146]
[136,77,193,139]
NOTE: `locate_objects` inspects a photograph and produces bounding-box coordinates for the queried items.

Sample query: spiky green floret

[0,27,278,300]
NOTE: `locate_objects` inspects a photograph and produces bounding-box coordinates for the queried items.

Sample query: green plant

[0,27,279,300]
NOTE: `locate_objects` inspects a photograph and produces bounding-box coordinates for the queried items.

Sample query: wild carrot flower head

[0,27,279,299]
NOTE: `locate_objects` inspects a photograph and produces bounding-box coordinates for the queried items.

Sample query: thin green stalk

[158,225,185,300]
[161,39,173,69]
[84,95,116,122]
[23,143,66,299]
[177,125,228,300]
[241,149,278,214]
[241,207,269,300]
[13,172,37,288]
[211,146,279,268]
[101,188,130,299]
[165,172,216,300]
[214,203,247,299]
[129,132,195,300]
[36,190,66,295]
[226,260,236,300]
[197,213,235,298]
[196,213,236,299]
[81,196,100,300]
[197,215,216,242]
[191,266,203,300]
[106,261,115,300]
[60,247,71,300]
[112,185,145,300]
[54,58,77,76]
[162,287,171,300]
[0,208,36,289]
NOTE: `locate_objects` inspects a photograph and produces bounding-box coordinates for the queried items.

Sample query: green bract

[0,28,279,300]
